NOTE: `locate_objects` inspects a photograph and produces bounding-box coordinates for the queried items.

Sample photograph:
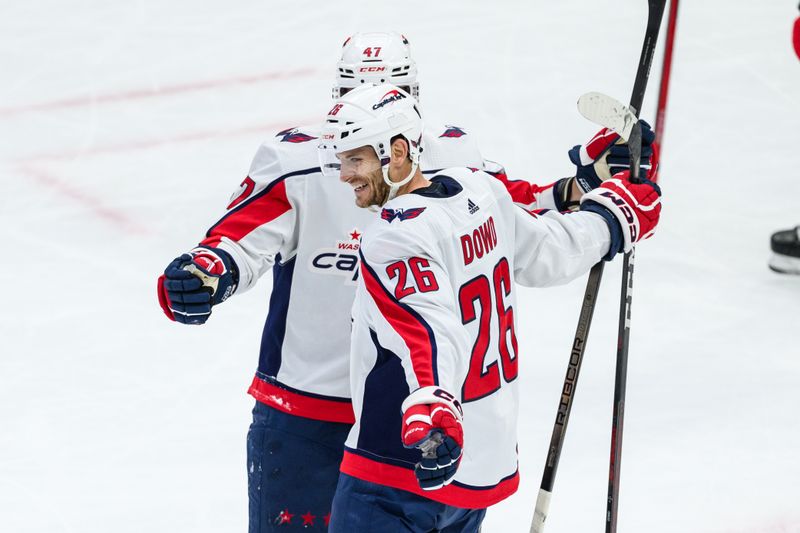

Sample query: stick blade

[530,488,552,533]
[576,92,637,141]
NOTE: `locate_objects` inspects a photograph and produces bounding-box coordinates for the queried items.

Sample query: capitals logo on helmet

[333,32,420,100]
[372,89,407,110]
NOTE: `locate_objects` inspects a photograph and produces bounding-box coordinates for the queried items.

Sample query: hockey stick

[654,0,680,165]
[529,3,666,532]
[606,1,666,532]
[529,95,636,533]
[529,262,604,533]
[577,92,637,142]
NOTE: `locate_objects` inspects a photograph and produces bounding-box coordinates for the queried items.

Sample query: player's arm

[359,231,468,491]
[483,159,568,213]
[157,142,299,324]
[509,170,662,288]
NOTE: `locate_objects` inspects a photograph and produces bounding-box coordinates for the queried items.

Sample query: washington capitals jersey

[200,122,529,424]
[341,169,612,508]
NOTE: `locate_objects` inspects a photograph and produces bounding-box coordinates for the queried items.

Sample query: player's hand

[580,170,662,258]
[569,120,658,193]
[157,246,238,324]
[401,387,464,491]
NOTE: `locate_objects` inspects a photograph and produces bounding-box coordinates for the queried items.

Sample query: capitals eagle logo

[380,207,427,223]
[439,126,467,138]
[276,127,318,143]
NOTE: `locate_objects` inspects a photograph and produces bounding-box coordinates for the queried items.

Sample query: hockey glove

[569,120,658,193]
[157,246,238,324]
[580,170,662,260]
[401,387,464,491]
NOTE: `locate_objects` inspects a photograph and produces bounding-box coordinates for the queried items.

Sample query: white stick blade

[530,488,552,533]
[576,91,636,141]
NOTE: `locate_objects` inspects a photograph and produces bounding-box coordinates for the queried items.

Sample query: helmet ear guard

[318,84,424,205]
[332,32,420,100]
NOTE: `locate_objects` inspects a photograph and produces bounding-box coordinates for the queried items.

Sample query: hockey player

[320,84,662,531]
[158,32,494,532]
[156,32,656,532]
[767,5,800,275]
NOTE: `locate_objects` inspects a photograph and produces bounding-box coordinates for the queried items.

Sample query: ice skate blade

[768,253,800,275]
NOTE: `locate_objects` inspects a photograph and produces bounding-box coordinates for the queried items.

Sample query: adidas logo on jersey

[468,198,480,215]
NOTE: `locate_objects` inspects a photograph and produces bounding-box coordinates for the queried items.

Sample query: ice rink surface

[1,1,799,532]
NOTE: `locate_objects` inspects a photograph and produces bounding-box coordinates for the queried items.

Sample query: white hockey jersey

[199,123,563,424]
[340,168,611,508]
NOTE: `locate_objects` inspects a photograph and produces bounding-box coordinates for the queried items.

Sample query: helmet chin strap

[366,163,416,212]
[381,162,418,204]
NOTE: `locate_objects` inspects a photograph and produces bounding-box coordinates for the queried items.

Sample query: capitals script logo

[440,126,467,138]
[372,89,407,110]
[276,128,317,144]
[308,229,362,285]
[381,207,426,223]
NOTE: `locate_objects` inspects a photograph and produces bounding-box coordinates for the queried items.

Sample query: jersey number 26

[459,257,519,403]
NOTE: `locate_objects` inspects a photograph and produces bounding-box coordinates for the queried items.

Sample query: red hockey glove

[401,387,464,491]
[580,171,662,258]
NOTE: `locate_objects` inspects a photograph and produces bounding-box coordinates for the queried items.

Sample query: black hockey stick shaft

[530,4,666,533]
[606,2,666,533]
[530,262,604,533]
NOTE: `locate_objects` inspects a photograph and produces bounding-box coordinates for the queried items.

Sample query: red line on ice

[0,67,322,117]
[15,118,317,162]
[17,165,151,235]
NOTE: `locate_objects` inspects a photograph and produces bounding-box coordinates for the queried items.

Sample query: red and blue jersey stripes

[200,165,360,423]
[248,374,355,424]
[246,253,355,423]
[259,253,294,375]
[339,448,519,509]
[359,249,439,388]
[354,329,419,463]
[201,167,318,246]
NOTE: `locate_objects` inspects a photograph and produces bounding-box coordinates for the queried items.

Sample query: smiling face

[337,145,388,208]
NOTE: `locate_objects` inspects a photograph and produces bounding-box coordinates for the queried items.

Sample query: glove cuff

[579,202,624,260]
[402,387,463,420]
[575,171,603,194]
[554,177,579,212]
[187,246,239,303]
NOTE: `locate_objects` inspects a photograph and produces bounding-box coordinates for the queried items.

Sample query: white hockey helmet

[319,84,423,204]
[333,32,420,100]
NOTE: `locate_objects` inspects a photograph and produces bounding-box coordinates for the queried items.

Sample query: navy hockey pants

[328,473,486,532]
[247,401,351,532]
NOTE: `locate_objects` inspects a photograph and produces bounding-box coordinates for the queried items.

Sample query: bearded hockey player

[320,84,662,531]
[156,32,656,532]
[157,31,495,532]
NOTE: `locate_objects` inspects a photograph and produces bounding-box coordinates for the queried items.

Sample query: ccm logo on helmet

[359,66,386,72]
[372,90,406,110]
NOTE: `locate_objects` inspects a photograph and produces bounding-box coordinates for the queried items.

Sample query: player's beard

[353,167,390,208]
